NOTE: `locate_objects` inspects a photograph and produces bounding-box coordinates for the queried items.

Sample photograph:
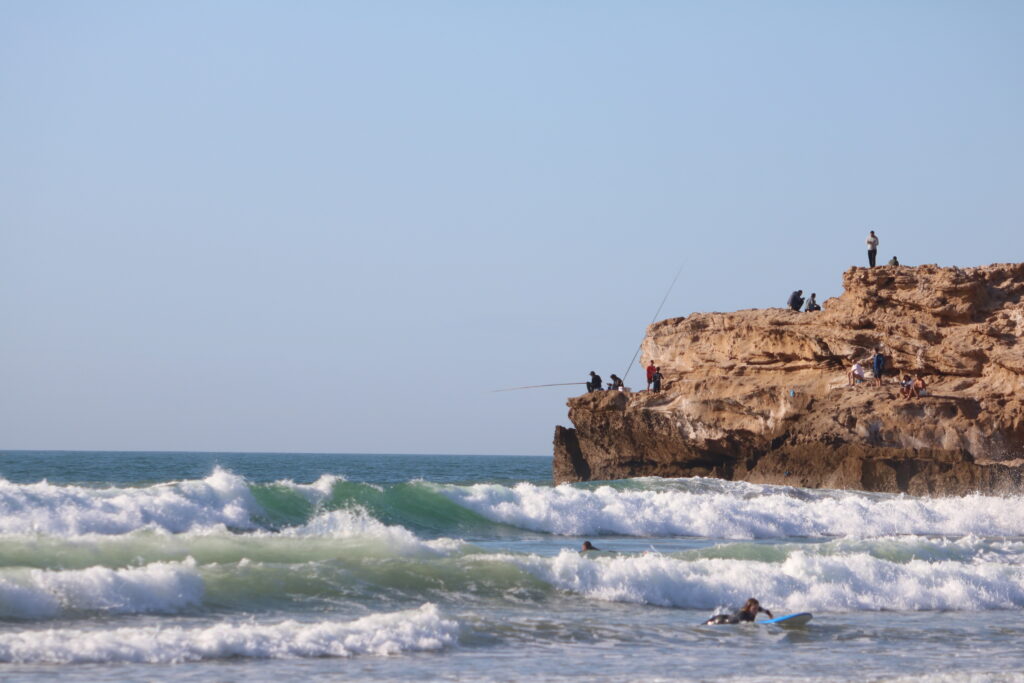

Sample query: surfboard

[760,612,813,626]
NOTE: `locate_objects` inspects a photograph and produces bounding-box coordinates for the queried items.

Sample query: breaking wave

[0,604,457,663]
[436,479,1024,539]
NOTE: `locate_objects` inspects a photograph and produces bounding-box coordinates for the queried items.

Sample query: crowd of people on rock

[585,231,926,400]
[586,361,663,394]
[846,347,928,399]
[787,230,905,312]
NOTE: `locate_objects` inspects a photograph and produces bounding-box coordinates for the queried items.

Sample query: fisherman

[704,598,774,625]
[867,230,879,267]
[587,371,603,392]
[646,361,657,391]
[787,290,804,311]
[652,367,663,392]
[609,374,624,391]
[804,293,821,312]
[888,256,900,266]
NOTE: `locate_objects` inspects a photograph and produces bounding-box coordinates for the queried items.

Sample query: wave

[0,469,498,538]
[436,479,1024,539]
[0,468,265,536]
[4,469,1024,543]
[0,604,457,663]
[6,536,1024,620]
[501,546,1024,612]
[0,559,202,619]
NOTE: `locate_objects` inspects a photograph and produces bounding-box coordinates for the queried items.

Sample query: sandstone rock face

[553,263,1024,495]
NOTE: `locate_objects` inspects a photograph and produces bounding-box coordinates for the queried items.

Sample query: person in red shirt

[646,361,657,390]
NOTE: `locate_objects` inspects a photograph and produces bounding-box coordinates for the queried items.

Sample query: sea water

[1,451,1023,682]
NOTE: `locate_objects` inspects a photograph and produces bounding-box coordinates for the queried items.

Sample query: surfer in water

[580,541,600,553]
[704,598,774,624]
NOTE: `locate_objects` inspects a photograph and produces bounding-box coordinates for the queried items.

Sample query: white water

[4,457,1024,682]
[0,604,456,663]
[439,479,1024,538]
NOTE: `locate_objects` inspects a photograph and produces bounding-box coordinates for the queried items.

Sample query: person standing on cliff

[872,348,886,386]
[646,361,657,390]
[866,230,879,267]
[652,367,663,392]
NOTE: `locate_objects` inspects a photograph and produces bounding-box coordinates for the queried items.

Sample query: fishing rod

[621,261,686,384]
[492,262,685,393]
[489,382,587,393]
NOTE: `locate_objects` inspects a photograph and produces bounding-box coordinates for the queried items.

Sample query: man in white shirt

[866,230,879,267]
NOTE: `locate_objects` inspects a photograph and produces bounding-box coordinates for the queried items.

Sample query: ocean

[1,451,1023,682]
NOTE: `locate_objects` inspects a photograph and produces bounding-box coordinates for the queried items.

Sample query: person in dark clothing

[804,293,821,312]
[609,374,624,390]
[888,256,900,266]
[704,598,774,625]
[587,371,603,392]
[787,290,804,311]
[580,541,600,553]
[872,349,886,386]
[646,361,657,391]
[651,367,663,392]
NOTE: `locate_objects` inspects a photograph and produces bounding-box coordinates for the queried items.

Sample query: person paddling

[704,598,774,624]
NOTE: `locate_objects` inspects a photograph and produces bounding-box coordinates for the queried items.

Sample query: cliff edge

[553,263,1024,495]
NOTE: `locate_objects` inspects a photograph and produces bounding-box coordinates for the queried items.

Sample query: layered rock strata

[553,263,1024,495]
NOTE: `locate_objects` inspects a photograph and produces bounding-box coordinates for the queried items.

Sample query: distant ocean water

[2,451,1024,682]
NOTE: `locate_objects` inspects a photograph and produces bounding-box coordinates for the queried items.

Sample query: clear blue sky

[2,1,1022,455]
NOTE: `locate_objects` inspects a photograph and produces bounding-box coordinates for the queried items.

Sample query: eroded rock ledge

[553,263,1024,495]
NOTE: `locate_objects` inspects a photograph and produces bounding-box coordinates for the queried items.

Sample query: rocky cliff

[553,263,1024,495]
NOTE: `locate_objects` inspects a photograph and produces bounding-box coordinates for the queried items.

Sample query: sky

[2,1,1022,455]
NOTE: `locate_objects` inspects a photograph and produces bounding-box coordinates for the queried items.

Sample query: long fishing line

[621,261,685,383]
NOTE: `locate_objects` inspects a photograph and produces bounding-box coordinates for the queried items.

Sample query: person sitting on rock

[787,290,804,311]
[899,374,914,399]
[848,360,866,386]
[608,374,624,391]
[652,367,663,392]
[804,293,821,312]
[888,256,900,266]
[910,374,927,399]
[704,598,774,625]
[587,371,603,392]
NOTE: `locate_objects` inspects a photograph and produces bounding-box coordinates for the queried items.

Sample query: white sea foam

[501,547,1024,612]
[0,468,260,536]
[439,479,1024,539]
[285,508,463,554]
[0,559,203,619]
[272,473,345,504]
[0,604,457,663]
